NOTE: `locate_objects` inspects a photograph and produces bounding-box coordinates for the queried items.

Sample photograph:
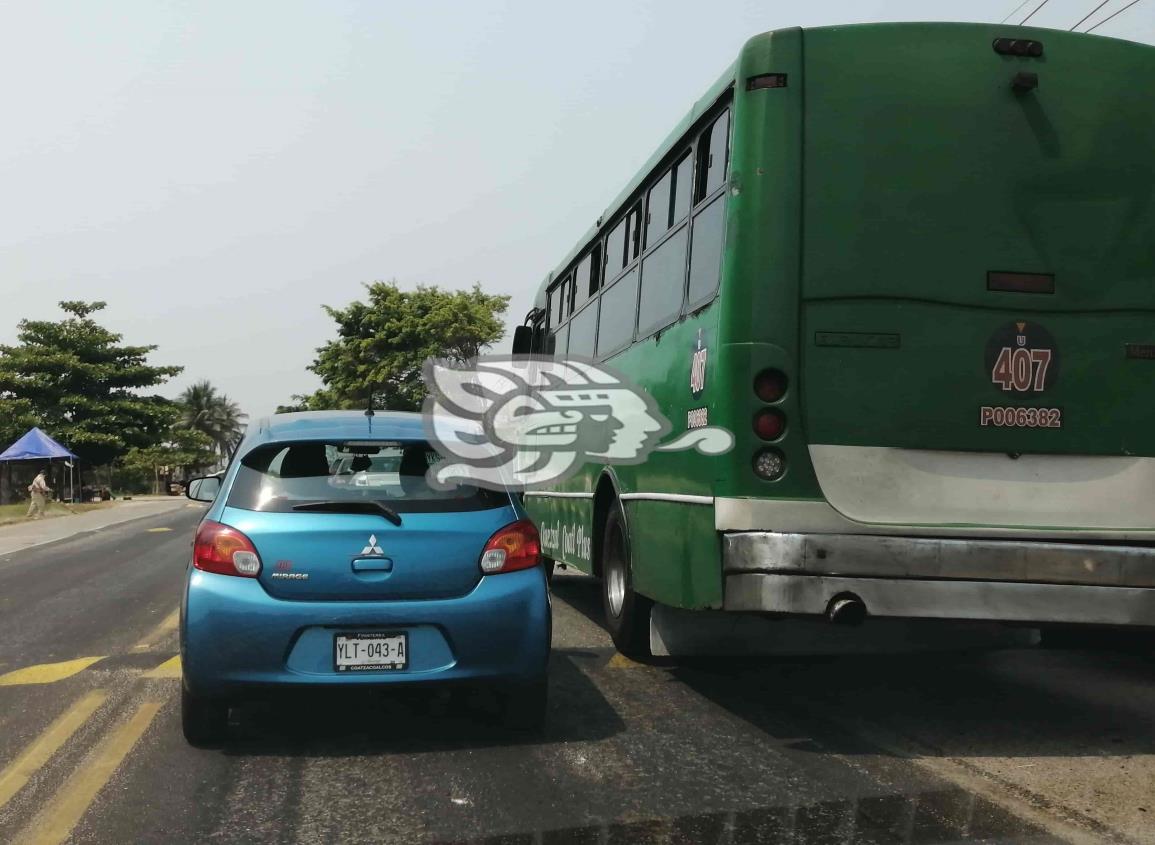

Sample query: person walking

[26,468,52,519]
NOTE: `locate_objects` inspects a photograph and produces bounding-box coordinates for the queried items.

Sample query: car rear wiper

[292,500,403,526]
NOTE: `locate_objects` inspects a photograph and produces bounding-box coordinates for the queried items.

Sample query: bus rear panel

[725,23,1155,630]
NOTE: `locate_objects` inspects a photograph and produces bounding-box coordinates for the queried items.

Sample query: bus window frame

[595,264,642,355]
[633,143,694,345]
[683,192,728,314]
[566,293,600,359]
[529,312,547,354]
[681,107,731,317]
[601,201,642,292]
[541,94,731,363]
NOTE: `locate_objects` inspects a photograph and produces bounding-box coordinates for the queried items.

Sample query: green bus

[516,22,1155,657]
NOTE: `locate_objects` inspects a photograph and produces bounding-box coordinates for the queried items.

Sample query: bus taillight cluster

[752,369,787,481]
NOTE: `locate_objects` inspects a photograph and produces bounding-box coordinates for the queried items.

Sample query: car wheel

[601,504,652,659]
[181,687,228,747]
[501,677,548,734]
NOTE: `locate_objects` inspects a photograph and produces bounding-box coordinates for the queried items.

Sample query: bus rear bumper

[722,532,1155,627]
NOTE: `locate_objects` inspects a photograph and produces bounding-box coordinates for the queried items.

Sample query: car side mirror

[186,475,222,502]
[512,325,533,355]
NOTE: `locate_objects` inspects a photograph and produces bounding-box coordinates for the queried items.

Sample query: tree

[0,301,183,466]
[117,427,217,493]
[175,380,247,461]
[292,282,509,412]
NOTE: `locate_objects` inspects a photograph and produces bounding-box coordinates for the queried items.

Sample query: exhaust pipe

[827,595,866,627]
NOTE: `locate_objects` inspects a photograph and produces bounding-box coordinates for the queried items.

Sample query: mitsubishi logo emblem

[360,534,384,556]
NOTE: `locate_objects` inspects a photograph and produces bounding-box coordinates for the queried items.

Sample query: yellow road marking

[131,607,179,652]
[16,700,164,845]
[0,691,108,810]
[143,655,181,679]
[0,657,105,687]
[145,527,172,533]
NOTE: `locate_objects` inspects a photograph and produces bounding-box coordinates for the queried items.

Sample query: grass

[0,500,117,527]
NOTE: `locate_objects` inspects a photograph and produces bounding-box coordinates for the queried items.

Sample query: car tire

[181,687,228,747]
[601,504,652,660]
[501,677,548,734]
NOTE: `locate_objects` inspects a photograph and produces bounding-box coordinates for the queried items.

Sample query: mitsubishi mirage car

[180,411,550,746]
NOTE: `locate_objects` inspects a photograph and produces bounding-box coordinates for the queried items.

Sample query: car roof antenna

[365,390,375,418]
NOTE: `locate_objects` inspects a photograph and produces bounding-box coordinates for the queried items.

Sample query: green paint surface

[526,23,1155,610]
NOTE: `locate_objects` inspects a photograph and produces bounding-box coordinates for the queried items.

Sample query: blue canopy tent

[0,427,80,504]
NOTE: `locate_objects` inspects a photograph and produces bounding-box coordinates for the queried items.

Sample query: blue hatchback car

[180,411,550,746]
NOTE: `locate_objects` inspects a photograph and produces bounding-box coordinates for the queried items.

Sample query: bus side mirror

[512,325,533,355]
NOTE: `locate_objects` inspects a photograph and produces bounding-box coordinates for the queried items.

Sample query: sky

[2,0,1153,420]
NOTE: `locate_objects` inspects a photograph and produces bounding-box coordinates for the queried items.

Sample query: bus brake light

[754,369,787,403]
[753,409,786,441]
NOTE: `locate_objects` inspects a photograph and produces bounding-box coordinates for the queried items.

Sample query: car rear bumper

[181,567,550,697]
[722,531,1155,627]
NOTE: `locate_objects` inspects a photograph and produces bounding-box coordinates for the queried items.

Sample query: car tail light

[753,369,787,403]
[193,520,262,577]
[753,408,786,441]
[753,448,787,481]
[479,519,541,574]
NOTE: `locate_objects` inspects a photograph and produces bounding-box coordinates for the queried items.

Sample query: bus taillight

[753,369,787,403]
[753,448,786,481]
[753,408,786,441]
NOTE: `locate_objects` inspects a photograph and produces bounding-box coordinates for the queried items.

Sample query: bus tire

[601,504,652,659]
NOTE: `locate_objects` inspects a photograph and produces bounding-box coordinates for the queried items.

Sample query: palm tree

[176,381,247,465]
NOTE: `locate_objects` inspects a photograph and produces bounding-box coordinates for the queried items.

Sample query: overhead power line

[1071,0,1114,29]
[1086,0,1145,31]
[1021,0,1053,24]
[1000,0,1035,23]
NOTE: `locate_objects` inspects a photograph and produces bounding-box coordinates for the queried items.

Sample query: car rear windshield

[226,440,508,513]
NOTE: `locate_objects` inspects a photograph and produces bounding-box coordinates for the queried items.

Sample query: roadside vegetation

[1,282,502,505]
[0,301,243,500]
[278,282,509,413]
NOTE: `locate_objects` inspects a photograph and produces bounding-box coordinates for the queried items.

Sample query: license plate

[334,632,408,672]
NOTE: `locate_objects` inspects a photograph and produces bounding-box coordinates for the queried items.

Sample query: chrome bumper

[723,532,1155,626]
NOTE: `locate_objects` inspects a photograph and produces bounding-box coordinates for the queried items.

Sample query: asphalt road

[0,505,1152,845]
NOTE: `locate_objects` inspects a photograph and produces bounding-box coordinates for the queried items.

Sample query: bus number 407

[991,346,1052,392]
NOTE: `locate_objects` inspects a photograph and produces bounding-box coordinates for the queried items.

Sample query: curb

[0,502,199,560]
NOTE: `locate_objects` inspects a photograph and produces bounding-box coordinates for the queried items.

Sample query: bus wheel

[601,504,652,659]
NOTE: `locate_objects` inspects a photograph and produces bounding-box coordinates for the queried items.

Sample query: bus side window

[549,275,571,328]
[573,245,603,312]
[645,171,672,248]
[530,317,547,354]
[604,202,641,287]
[695,110,730,203]
[637,226,689,338]
[549,323,570,358]
[624,204,641,262]
[597,266,639,357]
[671,151,693,225]
[604,217,627,283]
[686,196,725,309]
[568,305,597,358]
